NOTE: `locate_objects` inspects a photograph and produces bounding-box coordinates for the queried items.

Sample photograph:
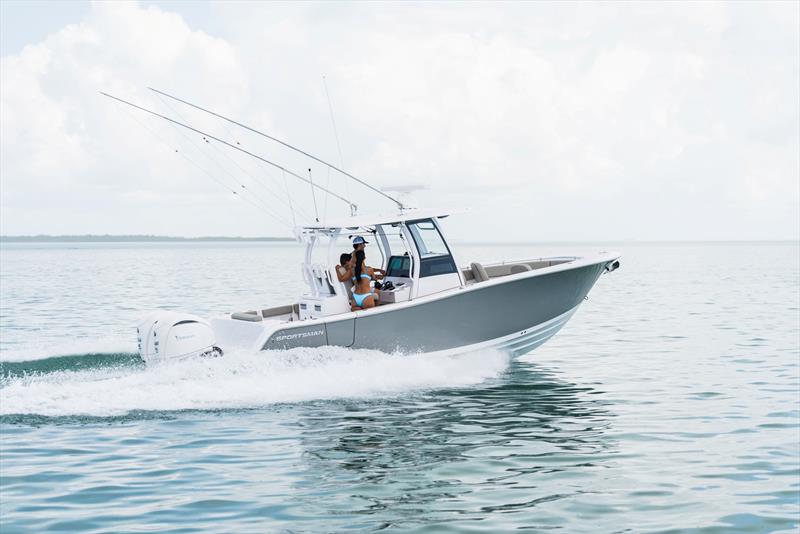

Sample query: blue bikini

[352,291,376,307]
[352,273,375,307]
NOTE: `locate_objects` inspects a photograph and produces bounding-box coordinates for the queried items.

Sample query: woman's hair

[354,249,366,279]
[339,253,351,266]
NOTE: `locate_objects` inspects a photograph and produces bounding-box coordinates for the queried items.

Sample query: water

[1,241,798,532]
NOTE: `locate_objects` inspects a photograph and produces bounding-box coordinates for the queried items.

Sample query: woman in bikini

[350,249,379,310]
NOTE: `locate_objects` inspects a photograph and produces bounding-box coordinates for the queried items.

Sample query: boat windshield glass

[407,219,457,278]
[407,220,449,258]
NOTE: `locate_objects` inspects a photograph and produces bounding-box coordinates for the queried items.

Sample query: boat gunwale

[231,251,620,332]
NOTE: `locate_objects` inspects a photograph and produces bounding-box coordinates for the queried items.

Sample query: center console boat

[137,208,620,363]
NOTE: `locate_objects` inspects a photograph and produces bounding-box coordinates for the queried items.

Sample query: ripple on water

[1,242,799,532]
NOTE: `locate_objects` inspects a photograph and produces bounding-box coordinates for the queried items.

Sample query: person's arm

[336,266,352,282]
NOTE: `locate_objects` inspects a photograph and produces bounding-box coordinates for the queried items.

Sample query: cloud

[1,1,798,240]
[1,1,256,236]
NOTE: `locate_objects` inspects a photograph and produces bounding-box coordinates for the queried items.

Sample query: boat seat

[261,304,294,318]
[340,278,354,298]
[510,264,532,274]
[231,311,262,322]
[470,262,490,283]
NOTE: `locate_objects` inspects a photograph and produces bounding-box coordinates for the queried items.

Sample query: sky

[0,1,798,241]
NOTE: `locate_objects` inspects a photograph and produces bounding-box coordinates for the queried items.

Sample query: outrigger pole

[147,87,404,211]
[100,91,358,215]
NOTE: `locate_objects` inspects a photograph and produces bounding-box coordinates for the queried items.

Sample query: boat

[136,206,620,362]
[99,89,621,363]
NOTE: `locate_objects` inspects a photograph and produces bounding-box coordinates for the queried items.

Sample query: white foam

[0,337,136,362]
[0,347,509,417]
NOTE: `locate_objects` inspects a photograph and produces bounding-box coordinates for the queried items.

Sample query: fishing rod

[100,91,358,215]
[147,87,404,210]
[153,91,313,222]
[117,101,293,229]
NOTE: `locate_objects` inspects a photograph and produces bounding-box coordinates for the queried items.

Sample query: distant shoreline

[0,235,294,243]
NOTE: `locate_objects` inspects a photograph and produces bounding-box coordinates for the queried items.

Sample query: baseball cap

[352,236,369,245]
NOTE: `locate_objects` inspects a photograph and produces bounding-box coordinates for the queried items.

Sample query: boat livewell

[101,88,621,363]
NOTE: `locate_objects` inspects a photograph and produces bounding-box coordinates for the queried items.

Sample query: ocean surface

[0,241,798,533]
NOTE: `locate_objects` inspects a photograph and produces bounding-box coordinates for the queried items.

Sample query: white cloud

[0,1,259,236]
[0,0,797,240]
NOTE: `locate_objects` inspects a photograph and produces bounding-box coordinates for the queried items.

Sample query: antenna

[322,75,347,195]
[322,75,345,221]
[308,168,320,222]
[147,87,404,210]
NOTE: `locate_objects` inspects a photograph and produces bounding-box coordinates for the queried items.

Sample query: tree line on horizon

[0,234,294,242]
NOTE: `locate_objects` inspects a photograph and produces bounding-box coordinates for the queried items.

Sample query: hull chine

[426,304,580,357]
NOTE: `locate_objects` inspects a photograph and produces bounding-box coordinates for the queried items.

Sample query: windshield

[407,220,450,258]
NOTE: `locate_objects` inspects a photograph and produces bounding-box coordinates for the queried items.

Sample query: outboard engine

[136,311,222,365]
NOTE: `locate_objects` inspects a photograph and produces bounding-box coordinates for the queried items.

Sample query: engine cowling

[136,312,222,364]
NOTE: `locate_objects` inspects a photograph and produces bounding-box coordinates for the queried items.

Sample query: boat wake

[0,346,509,418]
[0,336,137,364]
